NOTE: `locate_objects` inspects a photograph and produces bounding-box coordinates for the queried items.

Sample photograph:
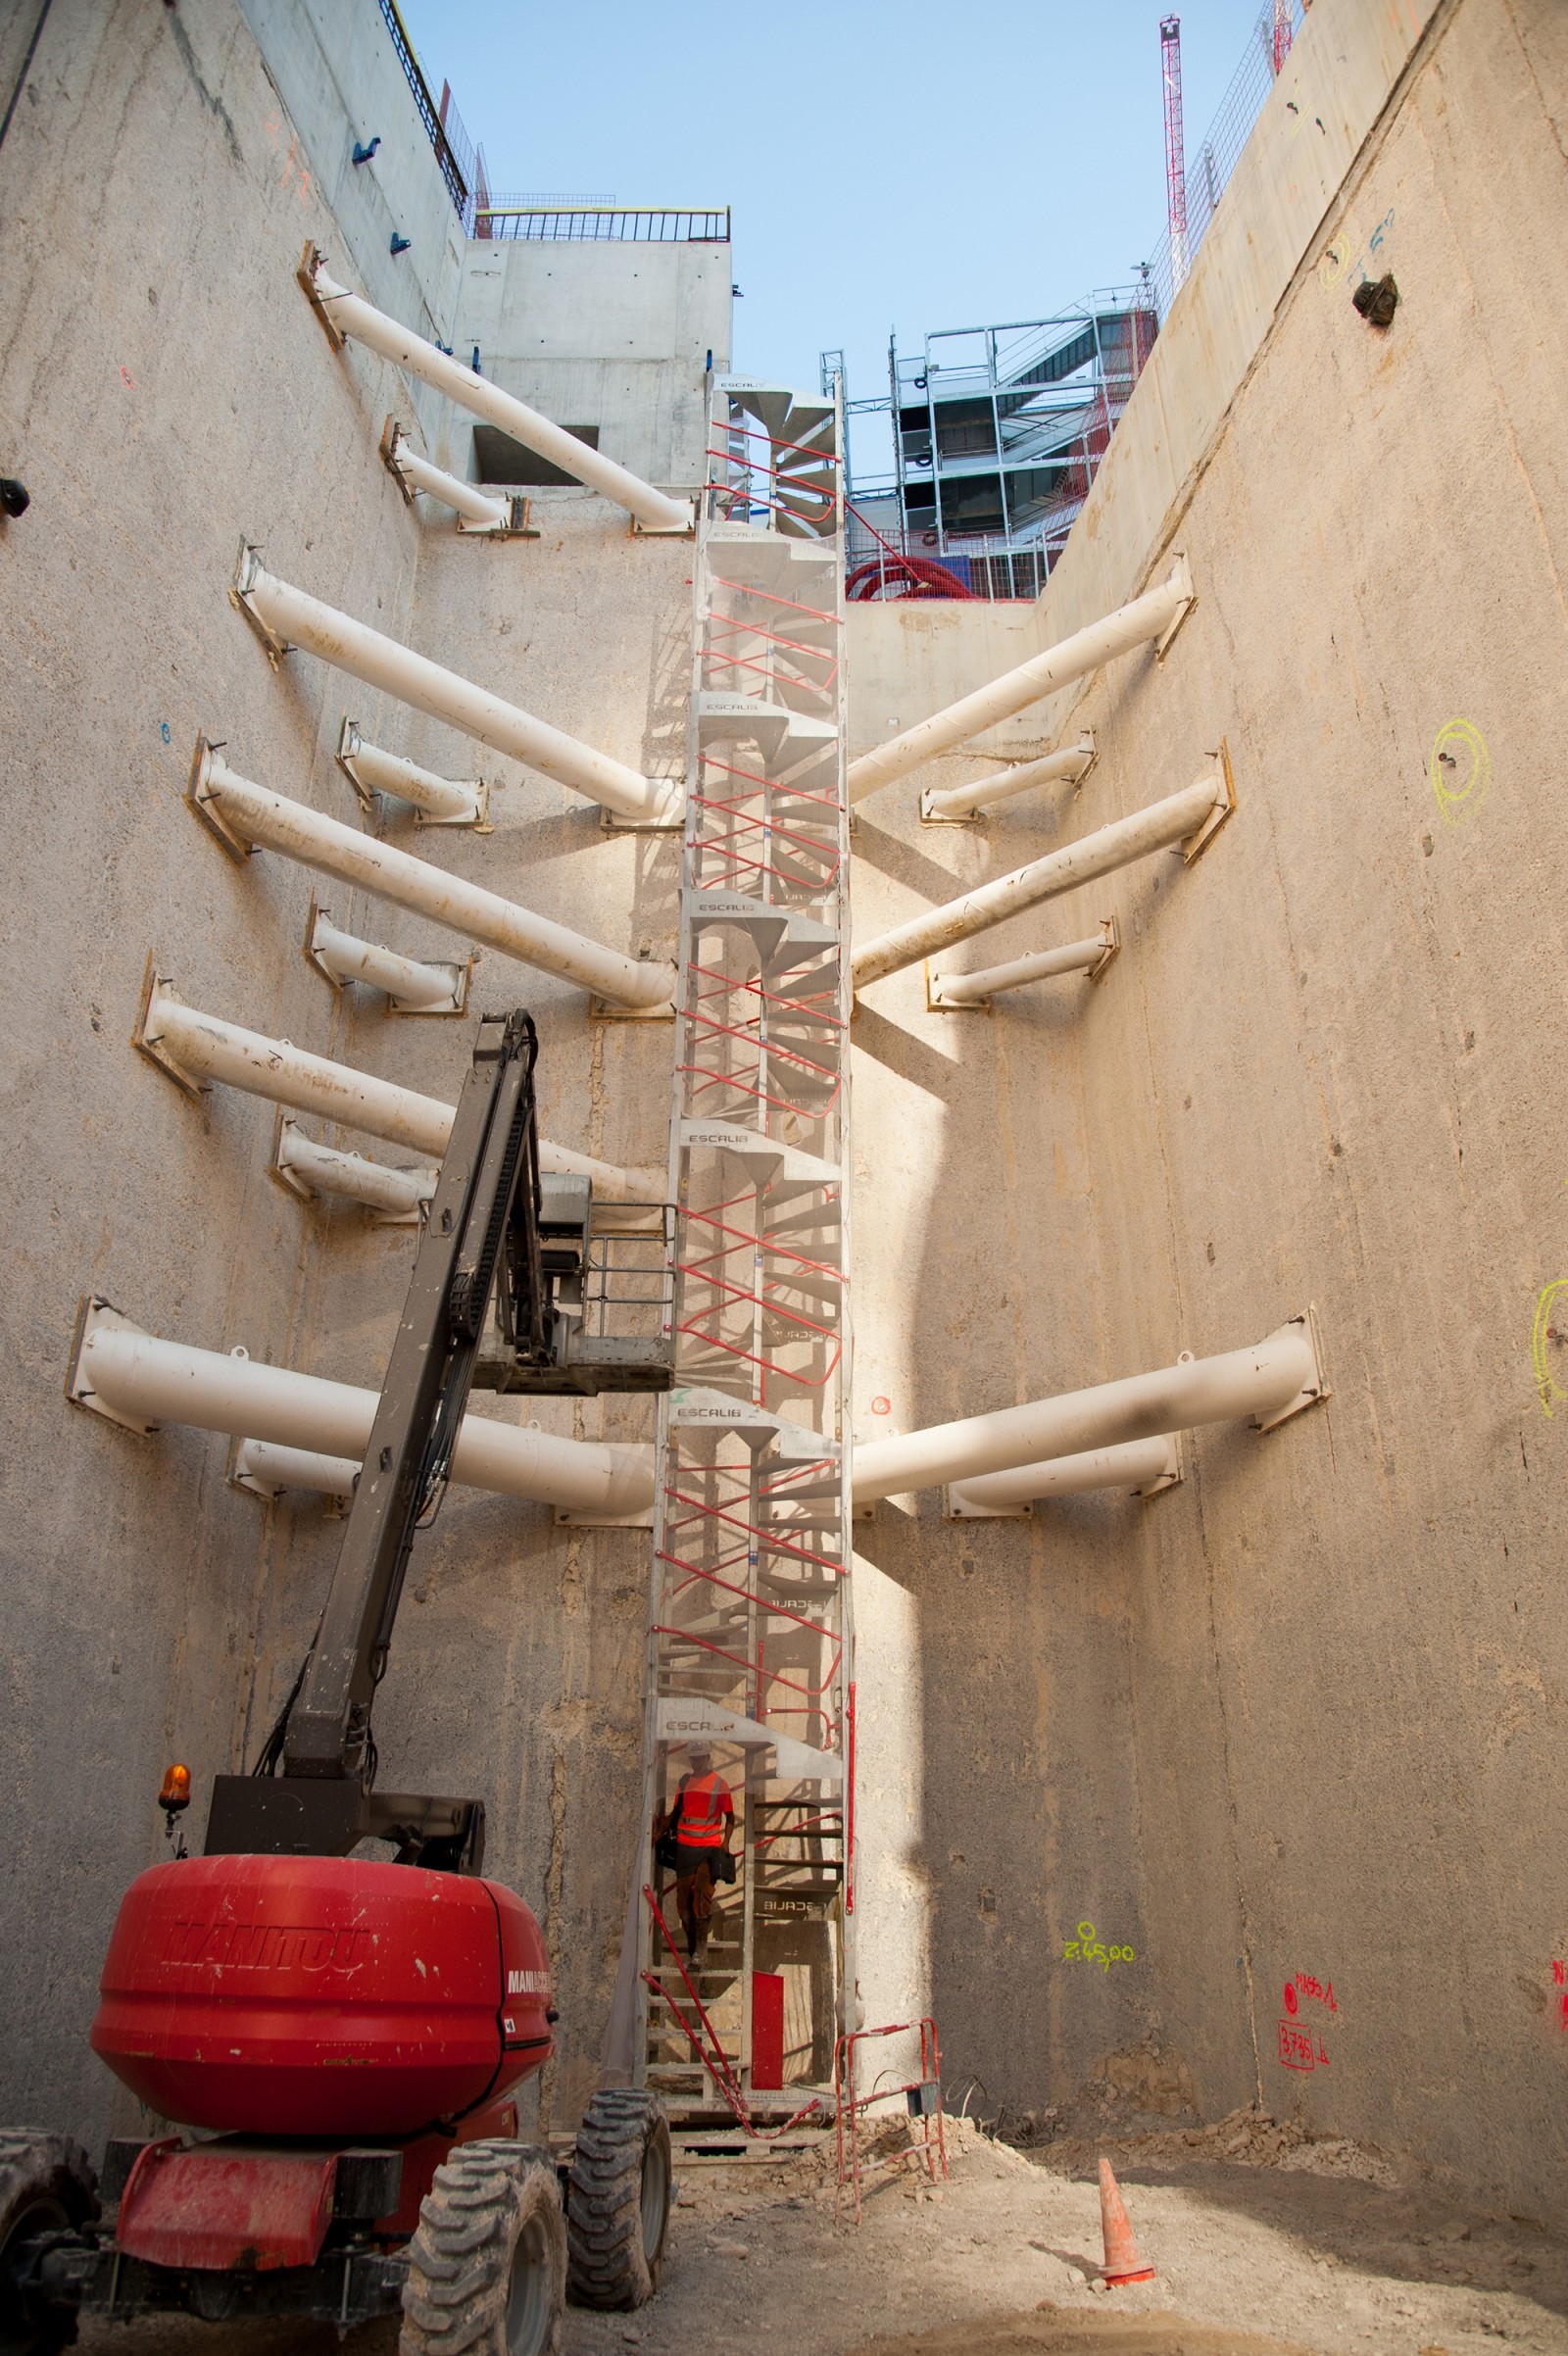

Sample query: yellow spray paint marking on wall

[1319,208,1395,293]
[1431,717,1491,827]
[1319,234,1352,290]
[1532,1283,1568,1416]
[1061,1919,1136,1972]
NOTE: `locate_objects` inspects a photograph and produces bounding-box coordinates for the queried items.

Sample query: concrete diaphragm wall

[2,0,1566,2225]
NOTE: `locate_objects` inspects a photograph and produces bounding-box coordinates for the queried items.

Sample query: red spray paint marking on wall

[1278,1969,1335,2070]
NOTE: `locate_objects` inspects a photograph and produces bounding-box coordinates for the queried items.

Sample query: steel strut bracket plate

[297,239,347,348]
[1253,1304,1333,1433]
[227,1440,341,1509]
[334,715,376,814]
[943,1484,1031,1521]
[1088,911,1122,982]
[1069,731,1100,792]
[1154,549,1197,660]
[409,780,493,831]
[65,1295,157,1435]
[587,986,678,1022]
[629,492,697,539]
[226,1434,286,1502]
[552,1501,656,1529]
[184,735,254,866]
[383,963,470,1018]
[1133,1429,1185,1495]
[457,494,537,539]
[379,414,418,509]
[229,538,291,666]
[599,778,686,836]
[924,960,992,1016]
[1180,738,1238,866]
[267,1107,319,1207]
[130,955,207,1101]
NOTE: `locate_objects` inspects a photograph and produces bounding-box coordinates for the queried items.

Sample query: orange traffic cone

[1098,2156,1156,2285]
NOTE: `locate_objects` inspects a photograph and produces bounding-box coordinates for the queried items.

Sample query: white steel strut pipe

[851,1318,1325,1505]
[300,247,693,535]
[234,1439,359,1501]
[853,768,1228,994]
[847,558,1193,805]
[232,548,682,826]
[923,736,1097,823]
[192,745,674,1009]
[274,1120,437,1223]
[72,1305,655,1517]
[308,907,466,1013]
[336,721,485,827]
[134,975,667,1203]
[929,918,1116,1011]
[949,1434,1180,1514]
[381,420,518,535]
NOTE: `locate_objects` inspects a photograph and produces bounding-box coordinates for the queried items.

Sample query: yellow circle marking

[1532,1282,1568,1416]
[1430,716,1491,827]
[1318,235,1350,291]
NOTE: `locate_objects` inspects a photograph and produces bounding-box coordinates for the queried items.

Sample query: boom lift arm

[206,1008,550,1871]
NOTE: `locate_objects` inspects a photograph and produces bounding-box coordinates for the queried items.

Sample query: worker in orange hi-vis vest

[654,1743,735,1964]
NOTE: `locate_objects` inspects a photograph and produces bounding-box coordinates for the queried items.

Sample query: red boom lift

[0,1010,671,2356]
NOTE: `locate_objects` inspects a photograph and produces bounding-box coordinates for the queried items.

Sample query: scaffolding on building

[840,296,1156,605]
[632,372,852,2129]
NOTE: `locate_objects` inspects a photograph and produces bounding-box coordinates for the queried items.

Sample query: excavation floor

[76,2118,1568,2356]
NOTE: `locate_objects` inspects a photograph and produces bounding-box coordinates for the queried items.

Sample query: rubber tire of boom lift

[400,2140,566,2356]
[0,2131,100,2356]
[565,2089,672,2310]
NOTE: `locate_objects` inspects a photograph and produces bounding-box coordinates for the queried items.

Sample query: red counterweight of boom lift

[91,1852,554,2138]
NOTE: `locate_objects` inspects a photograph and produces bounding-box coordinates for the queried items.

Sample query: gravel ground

[75,2113,1568,2356]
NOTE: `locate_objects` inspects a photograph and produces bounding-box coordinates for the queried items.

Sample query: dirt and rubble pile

[1003,2104,1397,2189]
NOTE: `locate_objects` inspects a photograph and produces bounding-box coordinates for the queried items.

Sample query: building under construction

[842,300,1159,603]
[2,0,1568,2347]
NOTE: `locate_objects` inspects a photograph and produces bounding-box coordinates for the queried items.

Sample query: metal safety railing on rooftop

[375,0,474,222]
[475,205,731,244]
[376,8,728,249]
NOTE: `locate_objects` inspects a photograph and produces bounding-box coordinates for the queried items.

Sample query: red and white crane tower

[1159,15,1189,295]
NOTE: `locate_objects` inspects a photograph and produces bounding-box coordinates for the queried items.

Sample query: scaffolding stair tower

[634,371,852,2124]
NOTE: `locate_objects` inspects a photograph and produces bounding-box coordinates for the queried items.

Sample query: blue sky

[400,2,1269,406]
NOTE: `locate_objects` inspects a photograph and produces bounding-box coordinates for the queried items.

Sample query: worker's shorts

[669,1841,725,1879]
